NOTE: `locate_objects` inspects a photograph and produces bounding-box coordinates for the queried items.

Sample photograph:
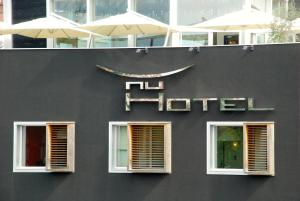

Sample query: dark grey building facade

[0,44,299,201]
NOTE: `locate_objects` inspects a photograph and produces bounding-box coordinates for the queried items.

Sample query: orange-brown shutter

[244,123,274,176]
[128,123,171,173]
[46,123,75,172]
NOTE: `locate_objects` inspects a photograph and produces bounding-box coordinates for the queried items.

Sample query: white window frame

[109,121,171,173]
[13,121,75,173]
[207,121,245,175]
[207,121,274,175]
[109,121,129,173]
[13,122,48,173]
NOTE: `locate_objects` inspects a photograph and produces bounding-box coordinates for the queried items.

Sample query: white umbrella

[1,16,94,38]
[0,22,10,35]
[80,11,169,36]
[291,18,300,31]
[193,9,274,31]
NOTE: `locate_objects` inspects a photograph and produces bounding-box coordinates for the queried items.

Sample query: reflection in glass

[136,35,165,47]
[136,0,170,24]
[181,33,208,46]
[53,0,86,23]
[55,38,87,48]
[116,126,128,167]
[178,0,244,25]
[94,0,127,20]
[252,0,267,12]
[296,33,300,42]
[217,126,243,169]
[93,36,128,47]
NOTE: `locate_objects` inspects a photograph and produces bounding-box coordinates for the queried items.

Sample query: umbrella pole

[87,33,93,48]
[163,28,171,47]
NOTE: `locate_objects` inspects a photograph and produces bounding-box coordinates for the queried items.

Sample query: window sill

[109,167,131,173]
[207,168,246,175]
[13,167,49,173]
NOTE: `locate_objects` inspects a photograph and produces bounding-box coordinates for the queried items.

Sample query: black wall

[12,0,46,48]
[0,44,299,201]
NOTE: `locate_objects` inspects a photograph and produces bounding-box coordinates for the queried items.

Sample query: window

[207,122,274,176]
[109,122,171,173]
[93,36,128,48]
[136,35,166,47]
[13,122,75,173]
[53,0,86,24]
[296,33,300,42]
[0,0,3,21]
[251,33,267,44]
[136,0,170,24]
[93,0,127,20]
[55,38,87,48]
[177,0,244,25]
[181,33,208,46]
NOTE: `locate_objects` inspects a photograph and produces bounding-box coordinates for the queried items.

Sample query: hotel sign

[96,64,274,112]
[125,81,274,112]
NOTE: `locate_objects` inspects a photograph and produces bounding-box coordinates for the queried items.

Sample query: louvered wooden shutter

[46,123,75,172]
[128,123,171,173]
[244,123,274,176]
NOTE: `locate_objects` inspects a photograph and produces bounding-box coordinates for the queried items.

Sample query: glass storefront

[136,0,169,24]
[136,35,165,47]
[181,33,208,46]
[135,1,169,48]
[0,0,3,21]
[252,0,267,12]
[177,0,245,25]
[55,38,87,48]
[53,0,87,23]
[93,36,128,48]
[93,0,127,20]
[12,0,46,48]
[296,33,300,42]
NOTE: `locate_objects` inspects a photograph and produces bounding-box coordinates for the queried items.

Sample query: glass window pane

[136,0,170,24]
[178,0,244,25]
[53,0,86,23]
[252,0,267,12]
[257,34,266,44]
[94,0,127,20]
[296,33,300,42]
[55,38,87,48]
[136,35,165,47]
[0,0,3,21]
[25,126,46,167]
[181,33,208,46]
[93,36,128,48]
[224,34,239,45]
[217,126,243,169]
[117,126,128,167]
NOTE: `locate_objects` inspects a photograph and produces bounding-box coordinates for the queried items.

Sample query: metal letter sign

[124,81,274,112]
[125,81,164,111]
[96,64,274,112]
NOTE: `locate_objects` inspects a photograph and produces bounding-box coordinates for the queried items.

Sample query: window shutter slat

[46,123,75,172]
[244,123,274,176]
[128,123,171,173]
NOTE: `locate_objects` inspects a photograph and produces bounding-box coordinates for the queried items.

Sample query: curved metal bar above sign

[96,64,194,78]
